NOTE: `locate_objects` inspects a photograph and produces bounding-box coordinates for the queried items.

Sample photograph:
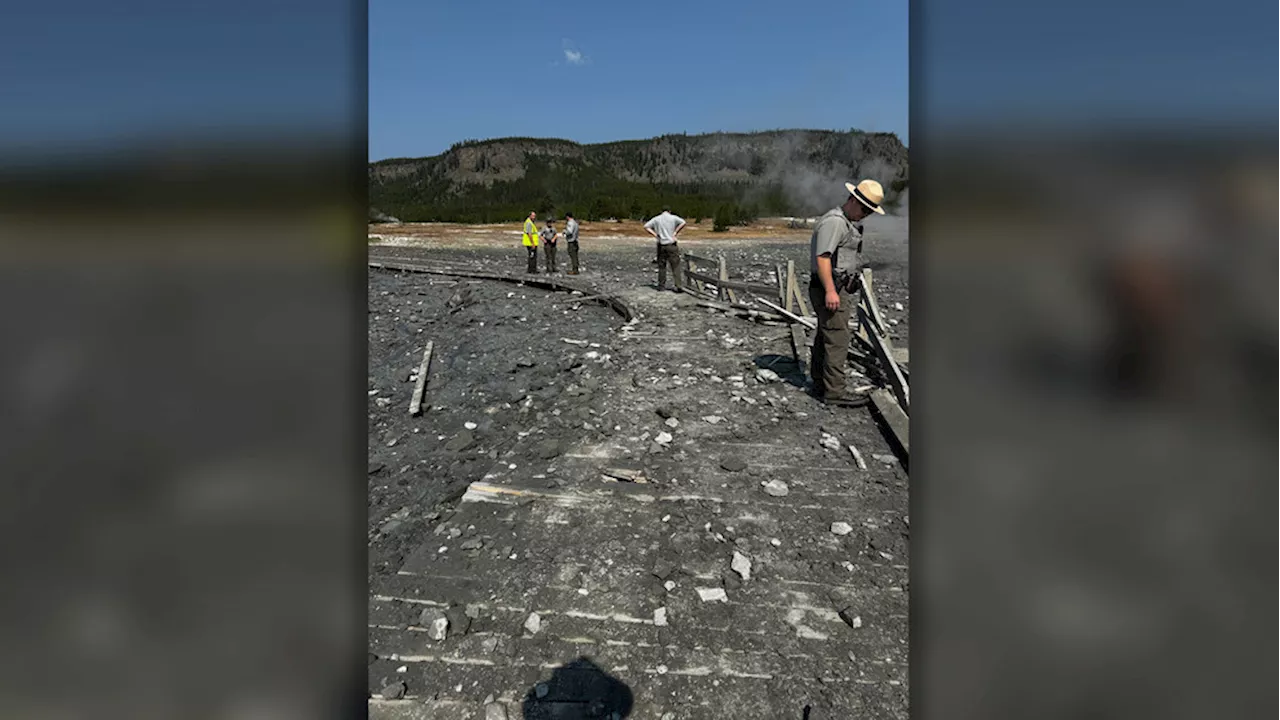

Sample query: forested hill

[369,129,908,224]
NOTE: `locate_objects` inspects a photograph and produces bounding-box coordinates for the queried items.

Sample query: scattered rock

[701,415,724,424]
[655,431,673,445]
[831,522,854,536]
[762,479,789,497]
[507,389,527,404]
[755,368,781,383]
[894,302,904,311]
[838,608,863,629]
[379,681,407,700]
[537,439,562,459]
[720,457,747,472]
[368,462,386,475]
[654,607,668,626]
[485,702,508,720]
[481,636,499,653]
[444,431,475,453]
[664,580,676,592]
[820,433,841,451]
[419,608,449,641]
[872,453,899,465]
[651,560,677,580]
[664,417,679,428]
[464,421,478,430]
[697,587,728,603]
[460,538,483,551]
[731,551,752,581]
[465,604,483,619]
[524,612,542,635]
[655,406,676,419]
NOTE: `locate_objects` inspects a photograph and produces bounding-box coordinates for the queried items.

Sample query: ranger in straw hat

[808,179,885,406]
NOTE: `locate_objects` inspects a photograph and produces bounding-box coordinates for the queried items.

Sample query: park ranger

[521,212,540,273]
[808,179,885,406]
[564,212,582,274]
[542,217,560,273]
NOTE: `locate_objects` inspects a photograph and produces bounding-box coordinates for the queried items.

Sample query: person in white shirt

[562,213,582,274]
[643,206,687,291]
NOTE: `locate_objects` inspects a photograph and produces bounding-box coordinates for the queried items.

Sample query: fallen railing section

[368,259,637,322]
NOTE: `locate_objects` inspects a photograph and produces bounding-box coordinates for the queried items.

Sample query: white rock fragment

[755,368,780,383]
[770,538,782,547]
[664,417,679,428]
[464,421,478,430]
[696,587,728,603]
[654,607,668,626]
[655,431,673,445]
[701,415,724,424]
[762,479,789,497]
[820,433,841,451]
[664,580,676,591]
[428,615,449,641]
[524,612,542,635]
[831,522,854,536]
[731,551,752,581]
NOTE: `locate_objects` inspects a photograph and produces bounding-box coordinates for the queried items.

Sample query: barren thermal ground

[368,218,909,719]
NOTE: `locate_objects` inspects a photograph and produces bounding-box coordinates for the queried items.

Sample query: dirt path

[368,237,908,719]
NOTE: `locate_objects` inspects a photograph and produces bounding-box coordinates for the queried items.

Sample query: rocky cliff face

[372,130,907,213]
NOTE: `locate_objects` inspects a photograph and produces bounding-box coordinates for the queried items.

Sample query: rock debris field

[368,230,909,720]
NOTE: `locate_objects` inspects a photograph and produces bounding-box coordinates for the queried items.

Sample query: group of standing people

[513,177,887,408]
[522,212,581,274]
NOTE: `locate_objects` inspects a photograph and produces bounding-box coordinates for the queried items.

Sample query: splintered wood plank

[858,306,909,412]
[869,389,909,461]
[408,341,434,416]
[857,269,888,335]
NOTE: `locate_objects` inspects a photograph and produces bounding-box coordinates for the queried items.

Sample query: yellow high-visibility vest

[522,219,540,247]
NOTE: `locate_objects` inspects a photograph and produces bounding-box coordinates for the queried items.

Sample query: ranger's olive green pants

[809,275,854,398]
[544,242,558,272]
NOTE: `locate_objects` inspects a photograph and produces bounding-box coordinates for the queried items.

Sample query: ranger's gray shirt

[564,218,579,242]
[809,208,863,278]
[644,212,685,245]
[543,224,557,242]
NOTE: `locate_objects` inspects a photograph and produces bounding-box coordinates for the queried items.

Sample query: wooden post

[717,255,737,303]
[408,340,434,416]
[788,260,811,317]
[776,263,788,312]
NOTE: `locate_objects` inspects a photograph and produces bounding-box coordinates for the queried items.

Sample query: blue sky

[369,0,909,160]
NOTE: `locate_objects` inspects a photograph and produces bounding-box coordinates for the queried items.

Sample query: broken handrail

[368,259,638,322]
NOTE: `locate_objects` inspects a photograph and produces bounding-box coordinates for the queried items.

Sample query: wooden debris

[858,306,909,412]
[601,467,647,483]
[848,443,868,470]
[789,325,809,365]
[759,298,817,330]
[856,270,889,335]
[869,389,909,461]
[408,340,434,416]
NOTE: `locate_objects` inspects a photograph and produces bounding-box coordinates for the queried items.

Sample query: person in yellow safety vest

[522,212,540,273]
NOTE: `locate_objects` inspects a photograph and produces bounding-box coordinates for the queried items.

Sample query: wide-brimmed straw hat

[845,179,886,215]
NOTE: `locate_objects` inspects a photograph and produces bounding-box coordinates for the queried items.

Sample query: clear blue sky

[369,0,909,161]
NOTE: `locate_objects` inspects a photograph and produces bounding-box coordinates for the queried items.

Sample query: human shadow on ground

[754,353,808,389]
[521,656,634,719]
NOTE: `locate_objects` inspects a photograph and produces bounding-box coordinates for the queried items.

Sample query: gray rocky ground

[367,225,908,719]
